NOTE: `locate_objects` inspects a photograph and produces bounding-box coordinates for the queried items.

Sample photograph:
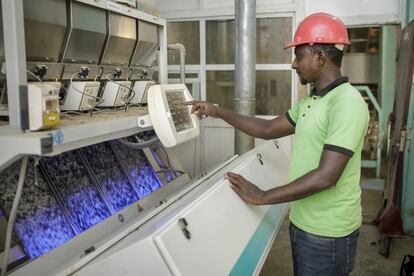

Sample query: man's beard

[299,76,309,85]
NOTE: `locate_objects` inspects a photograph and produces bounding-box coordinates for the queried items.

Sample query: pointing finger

[191,103,199,114]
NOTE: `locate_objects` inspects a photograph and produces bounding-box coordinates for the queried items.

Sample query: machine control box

[61,82,100,111]
[144,84,200,147]
[100,81,131,107]
[28,82,61,131]
[130,80,155,104]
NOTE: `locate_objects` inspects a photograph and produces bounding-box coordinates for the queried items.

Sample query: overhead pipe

[167,43,186,84]
[235,0,256,154]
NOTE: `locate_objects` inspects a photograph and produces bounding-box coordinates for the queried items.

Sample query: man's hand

[225,172,266,205]
[185,101,219,119]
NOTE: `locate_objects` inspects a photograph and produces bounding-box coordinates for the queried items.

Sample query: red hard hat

[284,13,350,49]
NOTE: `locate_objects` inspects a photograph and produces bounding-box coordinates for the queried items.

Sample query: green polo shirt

[286,77,369,237]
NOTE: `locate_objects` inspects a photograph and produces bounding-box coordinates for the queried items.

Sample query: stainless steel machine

[60,1,107,111]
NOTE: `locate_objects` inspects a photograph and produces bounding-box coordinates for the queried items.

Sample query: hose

[117,136,160,149]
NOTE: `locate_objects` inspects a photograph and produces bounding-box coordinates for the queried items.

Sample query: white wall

[155,0,298,19]
[304,0,403,26]
[155,0,403,25]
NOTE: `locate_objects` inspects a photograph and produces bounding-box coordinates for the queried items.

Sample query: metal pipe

[167,43,186,84]
[235,0,256,155]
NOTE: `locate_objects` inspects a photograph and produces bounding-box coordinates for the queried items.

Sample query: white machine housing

[60,81,100,111]
[100,81,132,107]
[27,82,61,131]
[130,80,155,104]
[9,140,289,276]
[146,84,200,147]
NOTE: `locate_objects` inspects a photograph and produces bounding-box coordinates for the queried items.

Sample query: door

[153,141,289,276]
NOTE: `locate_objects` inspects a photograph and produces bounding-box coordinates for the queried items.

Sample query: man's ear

[315,50,326,66]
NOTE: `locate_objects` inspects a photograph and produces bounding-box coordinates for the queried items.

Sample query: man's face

[291,45,319,85]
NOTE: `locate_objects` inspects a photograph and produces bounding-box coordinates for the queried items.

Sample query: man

[187,13,369,276]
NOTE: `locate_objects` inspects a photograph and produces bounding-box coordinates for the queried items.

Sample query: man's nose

[291,60,297,69]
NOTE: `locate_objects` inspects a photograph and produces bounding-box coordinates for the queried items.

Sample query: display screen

[166,90,194,132]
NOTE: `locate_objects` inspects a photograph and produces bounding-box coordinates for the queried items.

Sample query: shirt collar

[310,76,349,97]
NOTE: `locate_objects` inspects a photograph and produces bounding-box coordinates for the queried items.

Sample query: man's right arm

[186,101,295,140]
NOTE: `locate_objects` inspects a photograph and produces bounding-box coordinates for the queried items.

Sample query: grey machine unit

[0,2,7,115]
[19,0,65,129]
[60,1,106,111]
[99,12,136,107]
[130,20,159,104]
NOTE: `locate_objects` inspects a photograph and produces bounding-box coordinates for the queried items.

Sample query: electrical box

[130,81,154,104]
[60,82,100,111]
[100,81,131,107]
[28,82,61,131]
[141,84,199,148]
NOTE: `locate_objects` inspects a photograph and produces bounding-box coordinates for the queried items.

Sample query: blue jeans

[289,222,359,276]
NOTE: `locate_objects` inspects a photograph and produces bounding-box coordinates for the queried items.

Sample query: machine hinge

[83,246,95,256]
[257,153,264,165]
[400,129,407,152]
[178,218,191,240]
[405,128,412,152]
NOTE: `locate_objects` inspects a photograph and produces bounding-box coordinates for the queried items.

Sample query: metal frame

[0,0,168,171]
[402,81,414,235]
[1,0,27,130]
[166,12,295,105]
[355,85,383,178]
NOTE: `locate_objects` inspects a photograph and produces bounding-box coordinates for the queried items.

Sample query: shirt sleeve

[286,97,306,127]
[323,98,369,157]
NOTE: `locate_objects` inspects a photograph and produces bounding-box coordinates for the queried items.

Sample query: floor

[259,183,414,276]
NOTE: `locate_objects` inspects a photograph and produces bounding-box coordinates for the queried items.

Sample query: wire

[156,170,185,175]
[106,74,140,110]
[134,72,154,82]
[1,156,29,276]
[0,85,6,104]
[140,82,153,104]
[61,110,82,116]
[130,72,155,105]
[118,136,160,149]
[69,72,105,107]
[26,70,44,84]
[157,146,180,177]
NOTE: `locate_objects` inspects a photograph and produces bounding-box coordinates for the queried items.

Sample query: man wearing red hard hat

[187,13,369,276]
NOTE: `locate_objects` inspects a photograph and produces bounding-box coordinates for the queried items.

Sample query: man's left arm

[226,149,349,205]
[226,96,370,205]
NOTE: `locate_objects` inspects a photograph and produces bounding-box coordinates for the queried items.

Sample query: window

[256,17,292,63]
[207,70,291,115]
[256,70,291,115]
[167,21,200,64]
[206,20,235,64]
[206,71,234,110]
[206,17,292,64]
[346,27,379,53]
[167,16,293,116]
